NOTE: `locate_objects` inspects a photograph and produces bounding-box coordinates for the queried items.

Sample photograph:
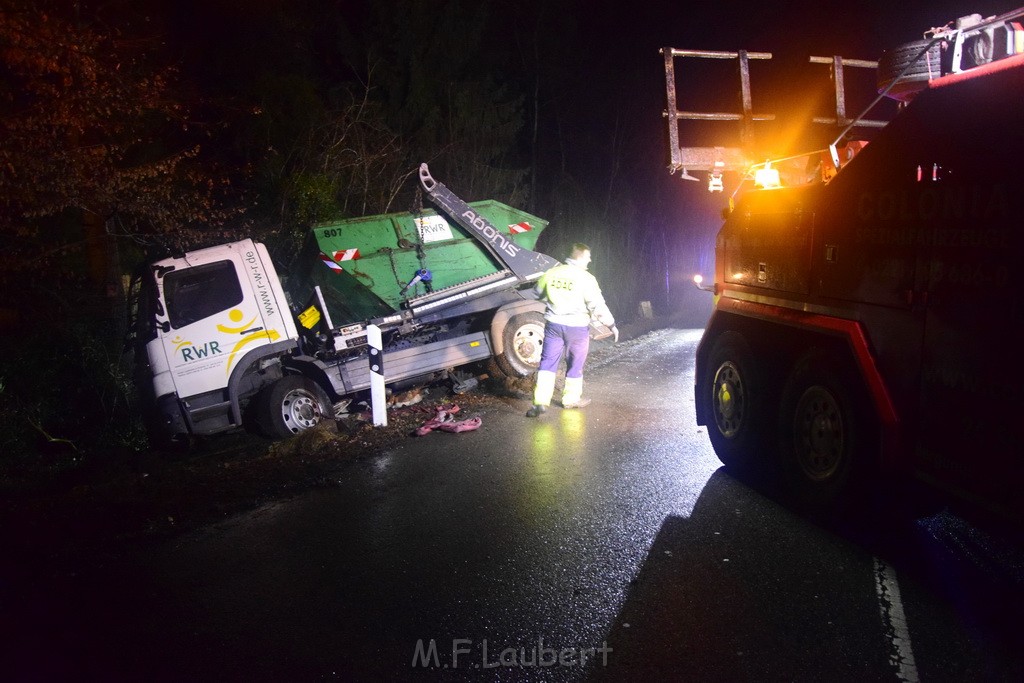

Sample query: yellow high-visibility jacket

[535,260,614,328]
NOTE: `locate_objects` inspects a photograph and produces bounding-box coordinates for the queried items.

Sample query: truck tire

[704,331,771,475]
[260,375,332,439]
[877,38,943,101]
[778,353,871,510]
[496,311,545,378]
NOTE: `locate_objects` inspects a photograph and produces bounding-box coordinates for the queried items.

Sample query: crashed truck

[128,164,568,443]
[663,8,1024,517]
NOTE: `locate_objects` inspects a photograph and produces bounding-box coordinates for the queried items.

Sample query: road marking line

[874,557,920,682]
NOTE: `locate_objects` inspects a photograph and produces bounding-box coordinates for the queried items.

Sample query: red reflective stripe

[319,252,343,271]
[333,248,360,261]
[928,52,1024,89]
[716,296,902,465]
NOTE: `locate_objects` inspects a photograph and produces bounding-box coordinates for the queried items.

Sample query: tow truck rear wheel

[705,331,770,475]
[260,375,332,439]
[496,311,545,377]
[778,353,870,510]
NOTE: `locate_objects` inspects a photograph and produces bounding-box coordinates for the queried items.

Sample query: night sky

[21,0,1020,295]
[160,0,1019,180]
[162,0,1018,190]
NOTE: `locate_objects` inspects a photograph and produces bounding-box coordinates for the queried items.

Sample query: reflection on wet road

[7,328,1023,681]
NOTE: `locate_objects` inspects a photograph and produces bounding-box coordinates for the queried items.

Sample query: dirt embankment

[2,384,520,569]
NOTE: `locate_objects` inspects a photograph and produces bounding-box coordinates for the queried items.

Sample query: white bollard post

[367,324,387,426]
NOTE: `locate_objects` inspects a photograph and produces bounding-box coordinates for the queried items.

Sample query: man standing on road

[526,243,617,417]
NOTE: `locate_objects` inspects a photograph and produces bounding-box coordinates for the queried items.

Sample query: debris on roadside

[413,404,482,436]
[388,387,426,408]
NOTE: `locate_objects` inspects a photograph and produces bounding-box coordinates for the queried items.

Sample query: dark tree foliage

[0,1,243,267]
[0,0,244,456]
[351,1,528,204]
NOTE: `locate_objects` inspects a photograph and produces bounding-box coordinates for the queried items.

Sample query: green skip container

[310,200,548,312]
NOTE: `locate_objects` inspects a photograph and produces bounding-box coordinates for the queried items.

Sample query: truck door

[913,74,1023,514]
[916,180,1020,511]
[154,242,285,401]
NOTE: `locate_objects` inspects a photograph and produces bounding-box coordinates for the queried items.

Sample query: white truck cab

[153,240,297,398]
[137,239,300,441]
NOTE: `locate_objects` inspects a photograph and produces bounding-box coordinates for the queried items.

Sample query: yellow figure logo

[216,308,256,334]
[171,335,193,352]
[218,308,281,375]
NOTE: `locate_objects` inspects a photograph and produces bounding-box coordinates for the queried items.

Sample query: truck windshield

[306,265,394,326]
[164,260,244,329]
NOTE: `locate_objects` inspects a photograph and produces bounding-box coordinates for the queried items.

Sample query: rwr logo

[179,341,223,362]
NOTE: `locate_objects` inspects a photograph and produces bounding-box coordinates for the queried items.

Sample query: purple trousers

[539,322,590,378]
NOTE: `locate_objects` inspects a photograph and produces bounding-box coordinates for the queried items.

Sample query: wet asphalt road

[7,328,1024,681]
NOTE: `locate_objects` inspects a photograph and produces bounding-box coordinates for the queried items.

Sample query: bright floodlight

[754,164,781,189]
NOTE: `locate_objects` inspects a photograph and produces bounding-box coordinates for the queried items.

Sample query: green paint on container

[312,200,548,310]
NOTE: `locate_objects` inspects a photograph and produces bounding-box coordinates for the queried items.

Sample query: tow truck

[664,7,1024,516]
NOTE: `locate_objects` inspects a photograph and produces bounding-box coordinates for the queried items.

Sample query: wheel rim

[511,322,544,366]
[281,388,323,433]
[712,361,745,438]
[793,386,844,481]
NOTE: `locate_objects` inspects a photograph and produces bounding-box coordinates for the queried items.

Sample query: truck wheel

[496,311,545,377]
[778,353,870,510]
[877,38,943,101]
[260,375,332,439]
[705,331,770,474]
